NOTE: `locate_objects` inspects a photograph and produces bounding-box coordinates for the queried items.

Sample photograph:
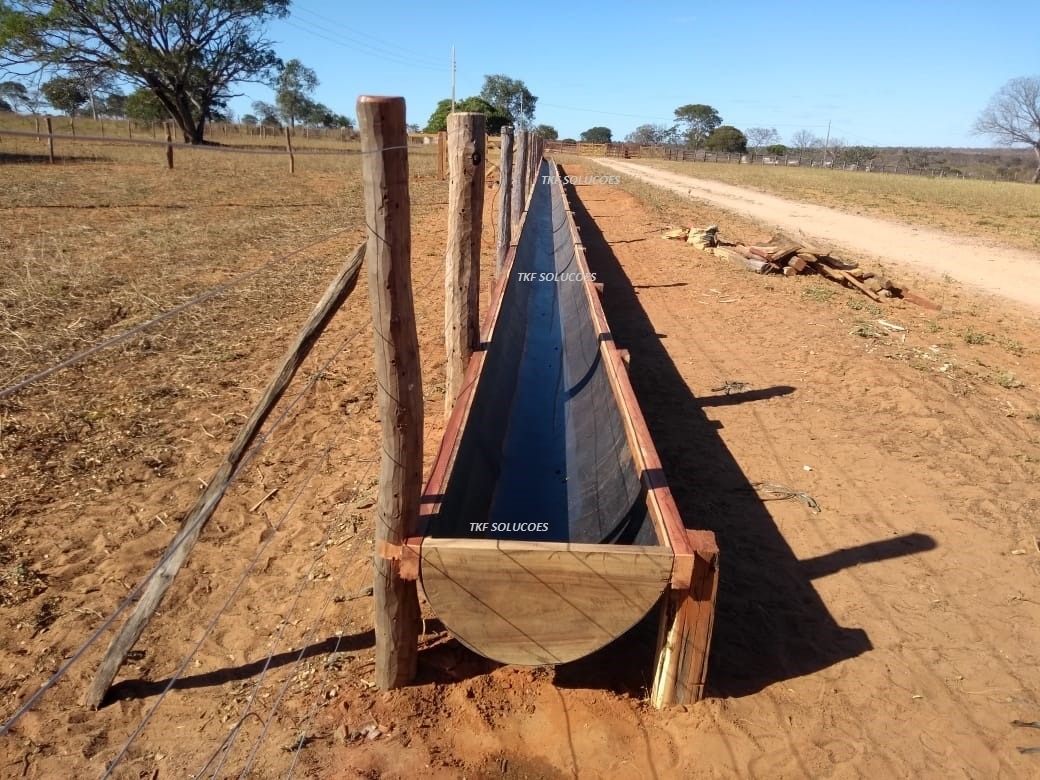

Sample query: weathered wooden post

[285,126,295,174]
[496,126,513,276]
[651,531,719,707]
[444,111,485,414]
[437,130,447,180]
[164,123,173,169]
[511,129,528,229]
[44,116,54,164]
[34,115,40,143]
[357,95,423,690]
[127,119,132,139]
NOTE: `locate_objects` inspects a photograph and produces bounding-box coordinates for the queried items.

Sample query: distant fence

[544,140,1027,182]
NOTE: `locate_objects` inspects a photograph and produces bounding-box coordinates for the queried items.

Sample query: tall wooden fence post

[164,123,174,169]
[496,126,513,276]
[357,95,423,691]
[444,111,485,414]
[511,129,528,229]
[34,115,40,143]
[285,126,295,174]
[44,116,54,164]
[437,130,447,180]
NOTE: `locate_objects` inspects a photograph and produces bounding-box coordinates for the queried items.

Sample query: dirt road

[597,159,1040,310]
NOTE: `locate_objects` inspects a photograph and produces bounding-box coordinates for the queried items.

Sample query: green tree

[0,79,30,112]
[533,124,557,140]
[241,113,259,126]
[275,59,318,129]
[835,145,878,167]
[251,100,280,126]
[479,74,535,128]
[40,75,88,115]
[765,143,787,156]
[974,76,1040,183]
[0,0,289,143]
[580,126,612,143]
[704,125,747,153]
[673,104,721,147]
[424,97,510,133]
[99,90,125,117]
[125,86,169,122]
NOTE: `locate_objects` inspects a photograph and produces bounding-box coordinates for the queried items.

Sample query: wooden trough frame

[393,158,718,707]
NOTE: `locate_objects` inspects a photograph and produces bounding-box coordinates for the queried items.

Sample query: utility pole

[824,119,831,165]
[450,46,456,112]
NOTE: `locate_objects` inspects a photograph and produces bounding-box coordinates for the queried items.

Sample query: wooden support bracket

[651,530,719,708]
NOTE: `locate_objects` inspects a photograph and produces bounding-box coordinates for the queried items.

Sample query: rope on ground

[750,481,821,513]
[100,416,352,779]
[0,228,354,401]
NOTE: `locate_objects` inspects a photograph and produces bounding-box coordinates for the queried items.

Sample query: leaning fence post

[496,126,513,275]
[164,123,173,169]
[357,95,423,691]
[437,130,447,179]
[285,126,295,174]
[444,111,485,414]
[45,116,55,163]
[511,129,528,228]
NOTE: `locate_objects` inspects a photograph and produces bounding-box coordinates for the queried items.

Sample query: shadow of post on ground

[554,167,883,699]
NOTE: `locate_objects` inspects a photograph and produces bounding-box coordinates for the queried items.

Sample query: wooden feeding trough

[400,159,719,706]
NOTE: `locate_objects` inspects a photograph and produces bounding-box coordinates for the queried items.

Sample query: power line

[282,18,443,72]
[291,6,443,67]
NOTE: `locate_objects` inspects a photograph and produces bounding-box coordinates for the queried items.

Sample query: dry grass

[0,130,441,524]
[624,158,1040,251]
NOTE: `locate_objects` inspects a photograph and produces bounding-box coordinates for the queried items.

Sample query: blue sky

[236,0,1040,148]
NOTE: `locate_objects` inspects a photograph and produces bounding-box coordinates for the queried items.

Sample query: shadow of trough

[553,166,931,699]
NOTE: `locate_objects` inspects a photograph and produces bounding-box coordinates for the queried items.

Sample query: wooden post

[69,116,75,136]
[437,130,447,180]
[496,126,513,275]
[45,116,54,164]
[34,115,40,143]
[164,123,174,169]
[260,123,266,140]
[127,119,132,139]
[150,122,156,139]
[651,531,719,707]
[357,95,423,691]
[511,129,527,228]
[285,126,295,174]
[99,117,105,137]
[444,111,485,414]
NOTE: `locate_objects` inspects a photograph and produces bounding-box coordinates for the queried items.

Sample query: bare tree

[745,126,780,150]
[974,76,1040,183]
[789,129,821,154]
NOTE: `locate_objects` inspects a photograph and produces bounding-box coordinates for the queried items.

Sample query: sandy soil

[597,159,1040,309]
[2,160,1040,778]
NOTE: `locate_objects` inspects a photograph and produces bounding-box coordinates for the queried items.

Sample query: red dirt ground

[2,160,1039,778]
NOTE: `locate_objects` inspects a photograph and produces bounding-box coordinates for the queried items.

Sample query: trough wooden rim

[416,159,694,589]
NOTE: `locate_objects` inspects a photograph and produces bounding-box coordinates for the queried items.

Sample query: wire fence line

[0,228,356,401]
[0,317,367,737]
[100,415,355,780]
[0,127,406,156]
[546,140,1030,182]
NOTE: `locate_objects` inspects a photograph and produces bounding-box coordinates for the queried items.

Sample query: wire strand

[0,228,353,401]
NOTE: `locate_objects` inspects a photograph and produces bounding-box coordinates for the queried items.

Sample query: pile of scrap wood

[662,227,940,310]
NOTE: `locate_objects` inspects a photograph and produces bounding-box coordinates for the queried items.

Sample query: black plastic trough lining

[429,161,656,546]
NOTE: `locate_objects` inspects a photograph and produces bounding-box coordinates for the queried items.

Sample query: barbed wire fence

[0,129,449,776]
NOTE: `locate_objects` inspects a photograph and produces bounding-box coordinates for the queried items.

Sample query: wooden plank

[420,538,673,665]
[358,95,423,691]
[495,126,513,276]
[898,288,942,310]
[651,530,719,708]
[787,255,809,273]
[83,241,368,709]
[444,112,485,415]
[837,268,883,301]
